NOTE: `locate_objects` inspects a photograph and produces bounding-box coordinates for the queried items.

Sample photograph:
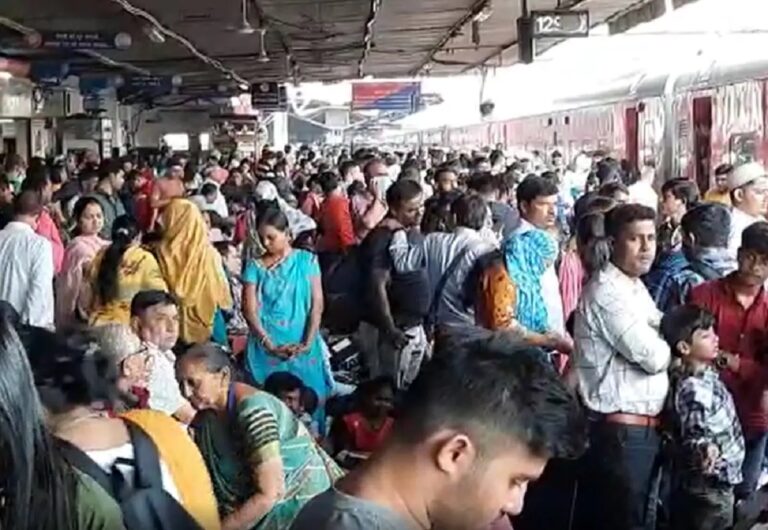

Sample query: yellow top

[121,409,221,530]
[704,188,732,206]
[155,199,232,344]
[88,244,168,326]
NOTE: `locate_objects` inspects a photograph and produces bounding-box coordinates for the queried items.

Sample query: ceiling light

[143,25,166,44]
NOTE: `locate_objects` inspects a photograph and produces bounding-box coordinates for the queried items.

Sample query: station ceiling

[0,0,662,87]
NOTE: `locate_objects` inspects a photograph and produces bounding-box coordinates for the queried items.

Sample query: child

[660,304,745,530]
[264,371,320,438]
[331,376,395,467]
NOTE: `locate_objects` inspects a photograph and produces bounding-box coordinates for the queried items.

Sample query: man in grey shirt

[291,329,587,530]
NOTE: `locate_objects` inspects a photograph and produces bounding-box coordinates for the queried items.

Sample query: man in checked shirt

[661,305,745,530]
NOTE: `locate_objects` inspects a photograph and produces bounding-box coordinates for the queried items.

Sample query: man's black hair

[318,171,339,195]
[201,183,217,197]
[264,371,305,396]
[714,163,733,177]
[661,178,700,208]
[130,290,179,318]
[395,329,586,459]
[515,175,558,207]
[605,203,656,240]
[339,160,359,179]
[680,203,731,249]
[595,158,624,185]
[741,221,768,256]
[386,178,422,209]
[597,181,629,199]
[434,165,457,182]
[20,171,49,194]
[467,172,496,196]
[452,193,487,231]
[660,305,715,358]
[98,159,122,182]
[13,189,42,217]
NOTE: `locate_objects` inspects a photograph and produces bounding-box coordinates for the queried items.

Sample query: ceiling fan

[230,0,256,35]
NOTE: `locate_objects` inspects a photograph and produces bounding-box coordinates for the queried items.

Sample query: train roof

[555,52,768,110]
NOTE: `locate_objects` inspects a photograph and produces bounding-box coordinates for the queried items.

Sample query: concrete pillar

[14,119,29,162]
[271,112,288,150]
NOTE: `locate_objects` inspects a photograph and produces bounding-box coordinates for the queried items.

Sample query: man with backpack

[358,179,431,388]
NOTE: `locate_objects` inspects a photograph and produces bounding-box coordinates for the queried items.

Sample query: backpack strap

[125,421,165,491]
[57,438,114,496]
[428,248,470,323]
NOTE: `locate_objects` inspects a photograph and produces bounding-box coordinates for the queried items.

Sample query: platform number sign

[531,10,590,38]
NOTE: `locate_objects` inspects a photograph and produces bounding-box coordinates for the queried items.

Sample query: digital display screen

[531,10,590,38]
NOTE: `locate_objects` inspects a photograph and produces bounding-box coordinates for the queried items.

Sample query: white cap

[727,162,768,191]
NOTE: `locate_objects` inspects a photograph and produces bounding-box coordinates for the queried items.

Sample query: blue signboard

[30,62,70,86]
[28,31,132,51]
[351,82,421,112]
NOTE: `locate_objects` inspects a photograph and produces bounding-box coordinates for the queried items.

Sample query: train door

[625,107,639,172]
[692,96,713,192]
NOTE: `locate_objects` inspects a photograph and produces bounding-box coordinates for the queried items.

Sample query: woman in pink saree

[55,197,109,330]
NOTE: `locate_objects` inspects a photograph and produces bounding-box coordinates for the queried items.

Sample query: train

[401,54,768,194]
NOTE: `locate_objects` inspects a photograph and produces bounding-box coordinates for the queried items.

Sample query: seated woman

[242,206,334,430]
[331,376,395,466]
[178,343,342,530]
[472,229,572,355]
[154,199,232,345]
[30,323,220,530]
[0,308,125,530]
[55,197,109,331]
[86,215,168,326]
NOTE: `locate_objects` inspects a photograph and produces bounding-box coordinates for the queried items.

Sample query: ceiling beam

[409,0,490,76]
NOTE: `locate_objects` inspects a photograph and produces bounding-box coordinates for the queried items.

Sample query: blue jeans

[576,420,662,530]
[736,431,768,500]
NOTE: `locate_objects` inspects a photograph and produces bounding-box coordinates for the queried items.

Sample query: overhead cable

[108,0,249,86]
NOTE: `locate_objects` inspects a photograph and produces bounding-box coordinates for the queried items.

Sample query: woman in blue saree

[242,206,333,431]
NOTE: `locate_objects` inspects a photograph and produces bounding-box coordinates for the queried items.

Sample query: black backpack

[58,421,202,530]
[319,249,366,334]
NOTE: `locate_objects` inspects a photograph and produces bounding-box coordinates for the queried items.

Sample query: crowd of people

[0,142,767,530]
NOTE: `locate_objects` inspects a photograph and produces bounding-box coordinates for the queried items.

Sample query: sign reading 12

[531,10,590,38]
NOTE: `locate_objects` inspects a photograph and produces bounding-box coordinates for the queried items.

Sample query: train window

[730,132,758,165]
[547,117,554,127]
[564,116,571,125]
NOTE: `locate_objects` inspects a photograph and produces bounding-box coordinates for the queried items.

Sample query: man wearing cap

[727,162,768,259]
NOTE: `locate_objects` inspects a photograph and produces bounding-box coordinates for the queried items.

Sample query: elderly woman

[177,343,341,530]
[31,324,220,530]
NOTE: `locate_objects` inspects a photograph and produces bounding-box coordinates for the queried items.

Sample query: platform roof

[0,0,660,87]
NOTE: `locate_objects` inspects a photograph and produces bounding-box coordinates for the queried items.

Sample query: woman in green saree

[177,343,342,530]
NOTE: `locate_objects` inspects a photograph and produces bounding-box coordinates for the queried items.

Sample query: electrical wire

[0,15,151,75]
[358,0,382,78]
[108,0,249,86]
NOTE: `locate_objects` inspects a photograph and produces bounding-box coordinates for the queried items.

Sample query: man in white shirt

[515,175,566,335]
[130,290,196,424]
[727,162,768,259]
[573,203,670,530]
[0,190,54,328]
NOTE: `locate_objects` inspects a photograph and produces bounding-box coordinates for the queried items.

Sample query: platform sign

[251,82,288,111]
[351,82,421,112]
[117,76,173,100]
[27,30,132,50]
[530,10,590,38]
